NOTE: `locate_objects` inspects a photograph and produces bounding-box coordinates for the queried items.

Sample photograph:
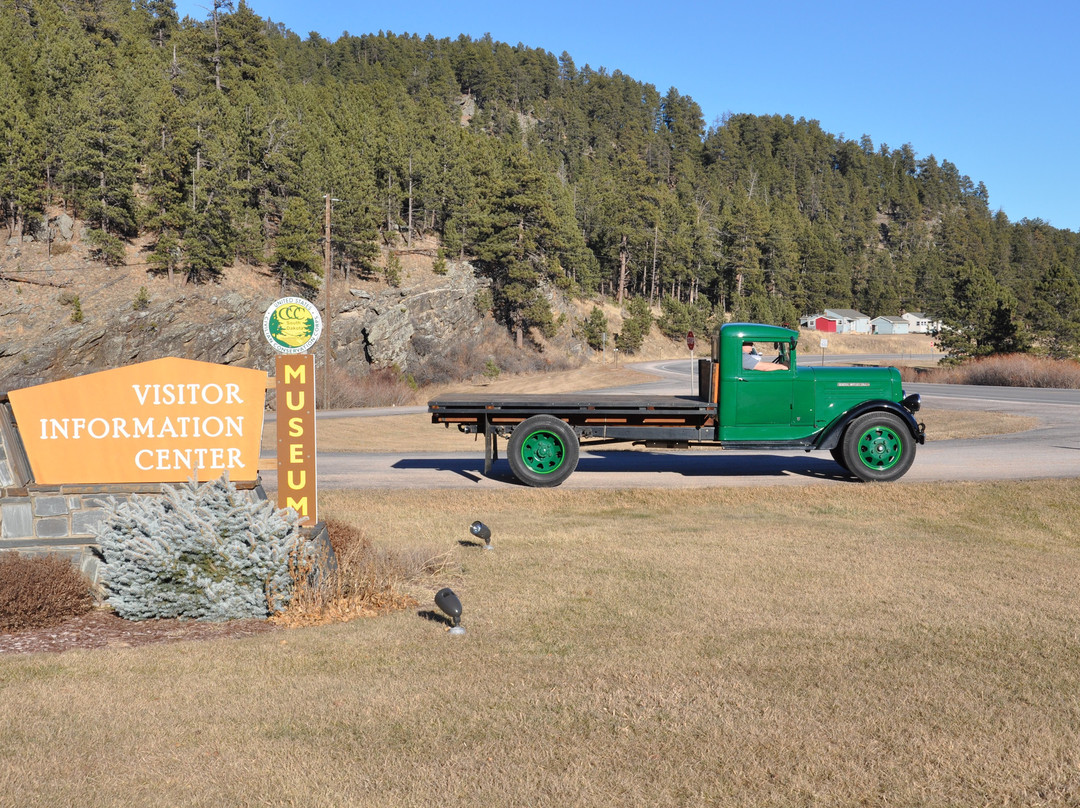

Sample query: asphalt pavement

[259,358,1080,492]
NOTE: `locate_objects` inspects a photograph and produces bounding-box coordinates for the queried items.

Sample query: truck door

[734,341,794,429]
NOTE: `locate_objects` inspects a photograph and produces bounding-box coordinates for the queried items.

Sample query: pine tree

[616,297,653,354]
[271,196,321,286]
[933,262,1027,359]
[579,306,608,351]
[1029,263,1080,359]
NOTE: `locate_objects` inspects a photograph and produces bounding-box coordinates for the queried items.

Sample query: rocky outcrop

[336,265,490,372]
[0,261,491,392]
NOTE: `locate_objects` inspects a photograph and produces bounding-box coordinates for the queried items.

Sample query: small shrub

[85,228,126,267]
[59,289,84,321]
[132,286,150,311]
[272,518,451,628]
[319,364,416,409]
[578,306,609,351]
[616,297,653,354]
[96,476,311,621]
[474,288,494,315]
[0,553,93,633]
[385,252,403,287]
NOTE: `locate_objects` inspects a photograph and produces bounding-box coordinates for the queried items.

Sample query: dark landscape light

[435,587,465,635]
[470,520,492,550]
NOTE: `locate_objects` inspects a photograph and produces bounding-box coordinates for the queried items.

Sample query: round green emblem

[263,297,323,354]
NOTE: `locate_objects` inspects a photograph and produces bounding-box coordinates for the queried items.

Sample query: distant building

[812,315,840,332]
[900,312,940,334]
[824,309,871,334]
[801,313,839,331]
[870,316,910,335]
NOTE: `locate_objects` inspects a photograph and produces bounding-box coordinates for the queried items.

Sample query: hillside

[0,227,502,398]
[2,1,1078,370]
[1,218,939,403]
[2,221,682,399]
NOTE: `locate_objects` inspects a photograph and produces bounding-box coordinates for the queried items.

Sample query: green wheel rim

[520,430,565,474]
[856,425,902,471]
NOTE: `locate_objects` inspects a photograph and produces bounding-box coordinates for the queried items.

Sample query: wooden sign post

[275,354,317,525]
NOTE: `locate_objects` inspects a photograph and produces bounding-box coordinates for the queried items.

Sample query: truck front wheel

[507,415,580,487]
[841,412,916,482]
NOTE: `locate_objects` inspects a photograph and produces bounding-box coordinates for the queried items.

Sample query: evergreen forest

[2,0,1079,359]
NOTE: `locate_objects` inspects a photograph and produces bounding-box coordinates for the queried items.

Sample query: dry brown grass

[917,407,1037,440]
[901,353,1080,389]
[798,328,936,356]
[3,480,1080,806]
[425,359,660,398]
[271,518,452,628]
[319,365,417,409]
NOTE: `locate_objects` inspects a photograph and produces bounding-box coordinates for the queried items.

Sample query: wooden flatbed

[429,393,719,473]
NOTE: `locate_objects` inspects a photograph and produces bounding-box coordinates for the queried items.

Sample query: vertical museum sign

[275,354,317,524]
[263,296,322,525]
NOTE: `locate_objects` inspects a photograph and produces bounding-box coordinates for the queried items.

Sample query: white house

[824,309,872,334]
[870,316,910,335]
[900,312,940,334]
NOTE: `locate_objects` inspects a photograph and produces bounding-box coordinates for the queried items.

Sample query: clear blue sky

[177,0,1079,232]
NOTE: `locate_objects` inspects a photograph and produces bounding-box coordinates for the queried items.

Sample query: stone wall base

[0,482,268,588]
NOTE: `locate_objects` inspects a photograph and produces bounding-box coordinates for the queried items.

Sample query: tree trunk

[407,156,413,248]
[650,221,659,305]
[617,236,628,305]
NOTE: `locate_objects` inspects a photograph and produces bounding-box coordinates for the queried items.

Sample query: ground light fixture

[435,587,465,635]
[470,520,492,550]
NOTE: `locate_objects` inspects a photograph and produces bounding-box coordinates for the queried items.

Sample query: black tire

[840,411,916,482]
[830,447,849,472]
[507,415,580,487]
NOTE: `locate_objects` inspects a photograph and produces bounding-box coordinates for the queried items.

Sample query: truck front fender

[814,400,926,452]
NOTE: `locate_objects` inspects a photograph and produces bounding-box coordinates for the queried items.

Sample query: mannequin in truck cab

[742,343,786,371]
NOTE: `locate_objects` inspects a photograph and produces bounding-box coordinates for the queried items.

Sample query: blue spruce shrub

[96,475,308,621]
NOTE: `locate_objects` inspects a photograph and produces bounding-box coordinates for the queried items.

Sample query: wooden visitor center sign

[9,358,267,485]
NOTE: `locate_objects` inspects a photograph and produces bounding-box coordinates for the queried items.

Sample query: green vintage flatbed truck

[428,322,925,486]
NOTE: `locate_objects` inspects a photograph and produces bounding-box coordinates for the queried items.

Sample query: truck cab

[704,322,924,477]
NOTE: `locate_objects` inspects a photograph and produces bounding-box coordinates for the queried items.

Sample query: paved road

[261,359,1080,491]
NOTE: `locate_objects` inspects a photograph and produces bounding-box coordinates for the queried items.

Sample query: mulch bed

[0,610,280,655]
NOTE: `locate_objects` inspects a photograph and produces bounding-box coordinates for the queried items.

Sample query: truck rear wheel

[841,412,915,482]
[507,415,579,487]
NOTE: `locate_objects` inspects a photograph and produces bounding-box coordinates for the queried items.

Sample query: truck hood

[798,365,904,426]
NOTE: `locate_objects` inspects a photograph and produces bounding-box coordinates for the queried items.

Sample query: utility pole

[323,194,339,409]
